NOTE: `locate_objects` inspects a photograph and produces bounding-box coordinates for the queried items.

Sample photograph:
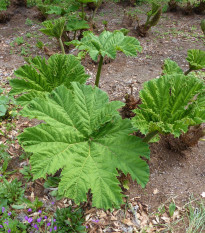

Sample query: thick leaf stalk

[95,55,103,87]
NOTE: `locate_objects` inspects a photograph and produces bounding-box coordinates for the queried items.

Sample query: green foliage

[145,2,162,27]
[67,30,141,86]
[0,144,11,175]
[132,74,205,139]
[10,54,89,106]
[162,59,183,75]
[65,18,89,32]
[18,83,150,209]
[40,17,65,39]
[169,202,176,217]
[40,17,66,53]
[0,211,27,233]
[68,30,142,61]
[186,49,205,71]
[0,178,24,205]
[0,0,9,11]
[14,37,24,46]
[201,19,205,35]
[54,207,86,233]
[19,166,33,181]
[0,88,9,118]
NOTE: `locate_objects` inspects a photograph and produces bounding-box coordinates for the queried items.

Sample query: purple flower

[0,225,3,228]
[49,228,52,232]
[54,226,57,231]
[4,221,8,225]
[38,210,42,214]
[8,212,11,216]
[0,174,2,176]
[25,216,29,221]
[92,219,99,223]
[86,225,89,228]
[28,208,32,212]
[51,201,55,205]
[28,217,33,223]
[47,222,51,226]
[8,229,11,233]
[37,218,41,223]
[53,219,56,222]
[33,224,39,230]
[2,207,5,213]
[44,216,48,219]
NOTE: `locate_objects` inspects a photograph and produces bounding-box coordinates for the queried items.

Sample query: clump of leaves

[54,206,86,233]
[67,30,142,86]
[18,83,150,209]
[40,17,66,54]
[132,74,205,142]
[9,54,89,106]
[0,144,11,175]
[0,177,24,205]
[136,2,162,37]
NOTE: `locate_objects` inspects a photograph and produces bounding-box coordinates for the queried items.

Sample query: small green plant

[18,83,150,209]
[19,166,33,181]
[67,30,142,87]
[185,49,205,74]
[54,207,86,232]
[35,40,44,49]
[169,202,176,217]
[0,177,24,205]
[25,18,34,26]
[0,144,11,175]
[14,36,24,46]
[9,54,89,105]
[40,17,66,54]
[26,33,32,38]
[185,199,205,233]
[20,47,29,56]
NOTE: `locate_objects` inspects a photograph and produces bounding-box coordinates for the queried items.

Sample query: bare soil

[0,1,205,232]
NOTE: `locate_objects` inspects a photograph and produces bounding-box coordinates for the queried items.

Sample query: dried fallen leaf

[153,188,159,195]
[122,219,133,226]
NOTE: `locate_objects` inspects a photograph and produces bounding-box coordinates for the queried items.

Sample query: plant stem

[184,67,193,75]
[95,55,104,87]
[73,30,77,40]
[143,130,159,143]
[59,37,65,54]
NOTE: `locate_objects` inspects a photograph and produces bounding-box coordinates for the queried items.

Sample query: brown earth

[0,1,205,232]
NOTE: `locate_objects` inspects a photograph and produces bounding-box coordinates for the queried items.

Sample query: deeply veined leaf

[132,74,205,138]
[66,30,142,62]
[10,54,89,105]
[162,59,183,75]
[18,83,150,209]
[40,17,66,39]
[186,49,205,71]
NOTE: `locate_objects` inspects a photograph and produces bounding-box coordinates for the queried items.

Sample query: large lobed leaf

[132,74,205,138]
[10,54,89,105]
[186,49,205,71]
[18,83,150,209]
[66,30,142,61]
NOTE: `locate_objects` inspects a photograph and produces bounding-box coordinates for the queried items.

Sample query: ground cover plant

[0,0,205,232]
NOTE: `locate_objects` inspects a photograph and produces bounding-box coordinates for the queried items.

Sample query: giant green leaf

[66,30,142,61]
[18,83,150,209]
[186,49,205,71]
[132,74,205,138]
[10,54,89,105]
